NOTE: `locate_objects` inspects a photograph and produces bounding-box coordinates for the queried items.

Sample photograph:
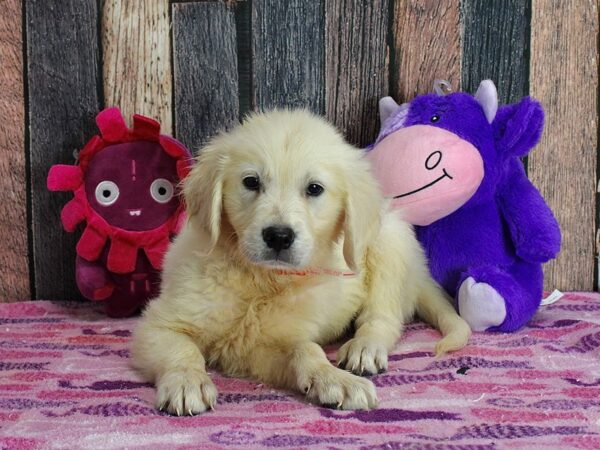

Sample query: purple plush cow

[367,80,561,332]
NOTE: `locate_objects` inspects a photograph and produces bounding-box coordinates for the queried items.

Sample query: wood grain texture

[251,0,324,112]
[0,0,29,301]
[529,0,598,290]
[391,0,461,103]
[325,0,389,147]
[461,0,530,104]
[27,0,100,300]
[235,0,252,118]
[173,2,239,152]
[597,0,600,292]
[102,0,172,132]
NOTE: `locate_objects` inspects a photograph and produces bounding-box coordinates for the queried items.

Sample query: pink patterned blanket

[1,293,599,449]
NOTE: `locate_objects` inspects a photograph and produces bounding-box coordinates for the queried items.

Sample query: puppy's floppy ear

[342,155,383,272]
[183,143,227,252]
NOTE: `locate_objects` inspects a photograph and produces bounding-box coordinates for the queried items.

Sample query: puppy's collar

[272,267,357,278]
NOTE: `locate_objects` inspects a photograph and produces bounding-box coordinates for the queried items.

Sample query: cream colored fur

[131,109,470,416]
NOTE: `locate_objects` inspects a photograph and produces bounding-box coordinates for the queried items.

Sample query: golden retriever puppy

[131,109,470,415]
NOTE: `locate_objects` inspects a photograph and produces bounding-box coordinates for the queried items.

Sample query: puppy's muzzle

[262,226,295,252]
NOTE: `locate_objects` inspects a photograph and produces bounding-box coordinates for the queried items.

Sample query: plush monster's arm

[497,159,561,263]
[75,255,114,301]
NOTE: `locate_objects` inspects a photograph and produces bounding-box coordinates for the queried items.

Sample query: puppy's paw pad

[337,337,388,376]
[156,368,218,416]
[303,366,378,410]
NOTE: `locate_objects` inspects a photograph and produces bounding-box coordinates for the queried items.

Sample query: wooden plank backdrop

[0,0,29,300]
[391,0,461,103]
[529,0,598,291]
[1,0,598,300]
[325,0,389,147]
[102,0,172,133]
[26,0,101,300]
[461,0,531,104]
[173,1,239,152]
[251,0,325,112]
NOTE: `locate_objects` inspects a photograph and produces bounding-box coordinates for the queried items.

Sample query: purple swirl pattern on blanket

[544,330,600,354]
[530,399,600,410]
[58,379,153,390]
[425,356,532,370]
[452,424,590,439]
[564,377,600,387]
[320,408,461,422]
[82,328,131,337]
[0,292,599,449]
[553,303,600,312]
[0,362,49,371]
[218,393,289,404]
[388,351,432,361]
[360,443,496,450]
[260,434,361,446]
[79,349,130,358]
[527,319,580,329]
[0,399,72,409]
[495,336,543,348]
[373,372,455,387]
[41,401,162,418]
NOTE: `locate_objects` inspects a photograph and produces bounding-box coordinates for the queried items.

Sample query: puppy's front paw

[299,365,378,410]
[337,337,388,376]
[156,367,218,416]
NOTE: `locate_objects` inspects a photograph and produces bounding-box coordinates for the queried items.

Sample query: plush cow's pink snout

[367,125,484,225]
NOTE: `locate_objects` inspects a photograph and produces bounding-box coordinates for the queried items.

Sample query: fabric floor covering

[1,293,600,449]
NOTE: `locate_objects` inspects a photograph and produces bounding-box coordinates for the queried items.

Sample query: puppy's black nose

[262,226,295,252]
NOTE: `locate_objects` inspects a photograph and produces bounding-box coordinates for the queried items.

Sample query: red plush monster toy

[47,108,192,317]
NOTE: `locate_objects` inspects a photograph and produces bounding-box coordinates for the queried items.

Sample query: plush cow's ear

[494,97,544,158]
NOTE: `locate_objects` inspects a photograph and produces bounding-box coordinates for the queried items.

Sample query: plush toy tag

[540,289,563,306]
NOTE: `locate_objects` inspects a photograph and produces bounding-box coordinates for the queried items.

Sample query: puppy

[131,109,470,415]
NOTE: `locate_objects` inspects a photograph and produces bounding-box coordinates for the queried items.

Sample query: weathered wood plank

[325,0,389,147]
[102,0,172,132]
[0,0,29,301]
[529,0,598,290]
[173,2,239,152]
[27,0,101,300]
[235,0,252,119]
[391,0,461,103]
[251,0,324,112]
[461,0,530,104]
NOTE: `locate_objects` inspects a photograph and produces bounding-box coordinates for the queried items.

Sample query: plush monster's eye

[150,178,174,203]
[430,114,441,123]
[95,181,120,206]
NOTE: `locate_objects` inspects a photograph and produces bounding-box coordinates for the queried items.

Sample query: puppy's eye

[306,183,324,197]
[242,176,260,191]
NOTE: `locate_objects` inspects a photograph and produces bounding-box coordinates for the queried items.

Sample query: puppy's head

[184,109,382,272]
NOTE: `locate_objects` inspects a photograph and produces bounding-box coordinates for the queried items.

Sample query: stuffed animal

[366,80,561,332]
[47,108,192,317]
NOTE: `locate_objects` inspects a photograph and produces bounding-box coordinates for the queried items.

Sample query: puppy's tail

[417,279,471,356]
